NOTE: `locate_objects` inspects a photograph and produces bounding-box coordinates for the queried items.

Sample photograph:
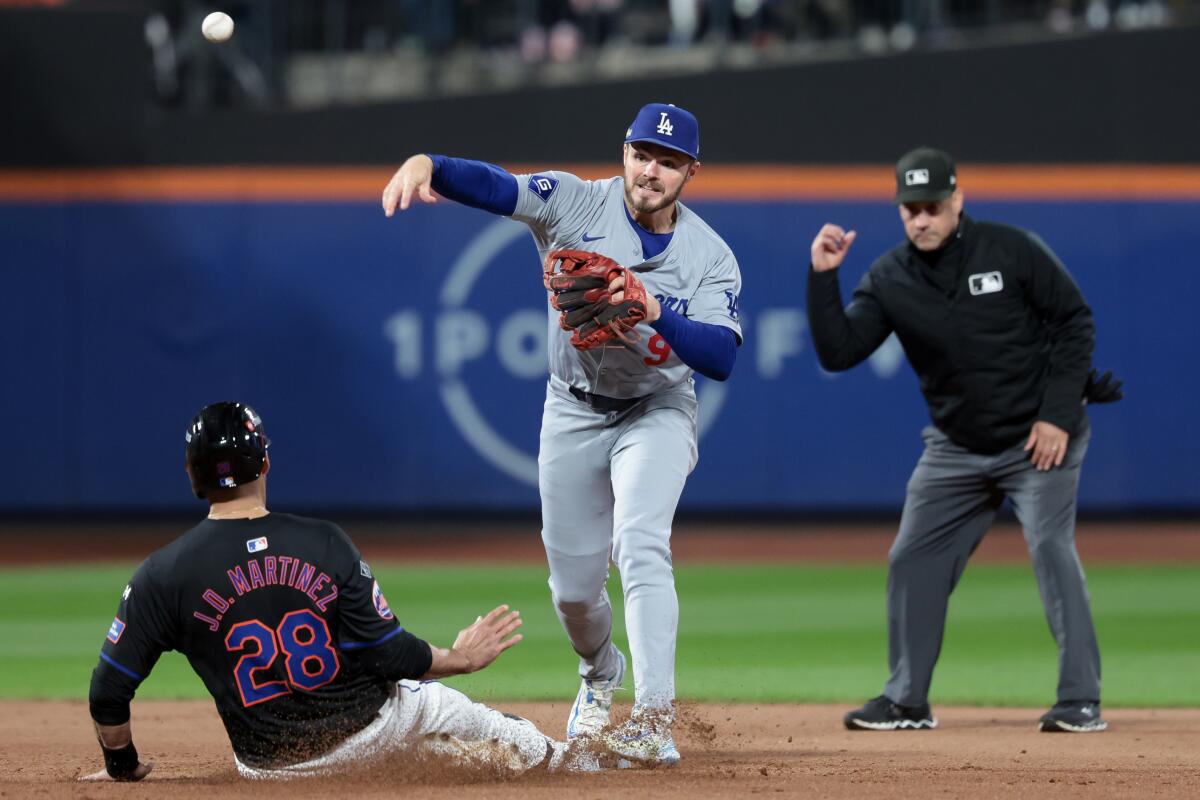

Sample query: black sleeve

[342,629,434,681]
[806,264,894,371]
[1022,231,1095,431]
[331,529,435,680]
[89,560,175,725]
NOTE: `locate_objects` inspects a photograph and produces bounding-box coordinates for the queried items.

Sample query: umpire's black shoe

[844,695,937,731]
[1038,701,1108,732]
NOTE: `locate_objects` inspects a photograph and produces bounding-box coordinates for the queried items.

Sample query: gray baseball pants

[539,374,699,712]
[883,418,1101,708]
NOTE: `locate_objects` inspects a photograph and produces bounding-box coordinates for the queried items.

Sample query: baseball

[202,11,234,43]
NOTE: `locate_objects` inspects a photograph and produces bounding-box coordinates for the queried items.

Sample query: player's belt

[568,385,646,414]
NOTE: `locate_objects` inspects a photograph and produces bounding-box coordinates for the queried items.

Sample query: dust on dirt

[5,700,1198,799]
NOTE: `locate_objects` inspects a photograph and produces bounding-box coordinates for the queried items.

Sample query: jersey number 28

[224,609,340,707]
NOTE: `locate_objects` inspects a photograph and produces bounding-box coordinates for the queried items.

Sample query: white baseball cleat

[567,649,626,739]
[602,707,680,767]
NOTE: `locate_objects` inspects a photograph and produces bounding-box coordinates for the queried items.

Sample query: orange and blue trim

[2,164,1200,202]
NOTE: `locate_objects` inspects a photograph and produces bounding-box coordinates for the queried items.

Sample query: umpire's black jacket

[807,213,1094,454]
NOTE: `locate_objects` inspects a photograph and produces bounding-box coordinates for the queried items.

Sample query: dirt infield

[5,700,1198,799]
[5,520,1196,796]
[3,519,1198,565]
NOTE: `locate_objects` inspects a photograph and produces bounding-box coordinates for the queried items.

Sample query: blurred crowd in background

[8,0,1194,107]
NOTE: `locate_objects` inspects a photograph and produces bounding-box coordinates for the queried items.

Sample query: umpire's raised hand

[382,154,438,216]
[811,224,858,272]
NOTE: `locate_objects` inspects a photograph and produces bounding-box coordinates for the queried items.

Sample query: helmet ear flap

[185,460,207,499]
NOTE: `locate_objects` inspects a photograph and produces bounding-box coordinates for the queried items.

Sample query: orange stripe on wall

[2,165,1200,201]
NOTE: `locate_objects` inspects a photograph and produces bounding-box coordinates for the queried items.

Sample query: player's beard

[624,177,683,214]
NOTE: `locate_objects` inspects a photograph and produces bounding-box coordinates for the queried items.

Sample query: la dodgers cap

[624,103,700,160]
[894,147,957,204]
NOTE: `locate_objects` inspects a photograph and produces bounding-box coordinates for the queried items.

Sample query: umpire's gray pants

[883,418,1101,708]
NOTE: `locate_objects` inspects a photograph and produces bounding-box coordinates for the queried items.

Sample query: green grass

[3,562,1197,707]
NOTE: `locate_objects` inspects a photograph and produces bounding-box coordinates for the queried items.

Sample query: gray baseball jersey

[511,171,743,398]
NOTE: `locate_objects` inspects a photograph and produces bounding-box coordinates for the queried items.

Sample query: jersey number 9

[644,334,672,366]
[224,609,340,707]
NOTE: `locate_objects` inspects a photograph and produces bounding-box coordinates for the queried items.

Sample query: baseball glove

[543,249,648,350]
[1084,368,1123,404]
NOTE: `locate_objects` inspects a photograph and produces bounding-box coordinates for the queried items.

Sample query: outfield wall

[4,166,1196,513]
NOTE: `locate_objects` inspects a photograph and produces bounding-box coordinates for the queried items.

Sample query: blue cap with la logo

[624,103,700,160]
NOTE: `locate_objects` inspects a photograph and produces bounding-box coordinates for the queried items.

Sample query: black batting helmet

[185,402,270,499]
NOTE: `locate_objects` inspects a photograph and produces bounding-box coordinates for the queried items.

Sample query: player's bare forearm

[80,720,154,782]
[421,645,476,679]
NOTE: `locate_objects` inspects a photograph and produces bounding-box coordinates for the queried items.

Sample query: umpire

[807,147,1116,733]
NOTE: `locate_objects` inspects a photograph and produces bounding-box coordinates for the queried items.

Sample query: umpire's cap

[185,402,270,499]
[894,147,957,204]
[625,103,700,160]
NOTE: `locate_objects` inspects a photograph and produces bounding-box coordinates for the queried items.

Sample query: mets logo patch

[372,581,394,620]
[107,617,126,644]
[528,174,559,203]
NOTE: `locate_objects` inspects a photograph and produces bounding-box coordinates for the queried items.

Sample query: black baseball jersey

[89,513,433,768]
[807,214,1094,454]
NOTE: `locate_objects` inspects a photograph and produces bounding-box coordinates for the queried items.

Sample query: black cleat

[844,695,937,731]
[1038,701,1108,732]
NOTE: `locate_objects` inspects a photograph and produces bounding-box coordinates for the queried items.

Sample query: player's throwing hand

[811,224,858,272]
[382,154,438,216]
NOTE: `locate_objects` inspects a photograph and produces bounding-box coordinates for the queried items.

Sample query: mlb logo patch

[905,169,930,186]
[219,476,236,487]
[107,617,126,644]
[372,581,394,620]
[528,174,559,203]
[968,271,1004,295]
[246,536,268,553]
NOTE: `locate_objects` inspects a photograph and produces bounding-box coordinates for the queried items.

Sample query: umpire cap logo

[905,169,930,186]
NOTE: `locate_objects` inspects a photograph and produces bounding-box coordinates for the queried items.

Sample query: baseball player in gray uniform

[382,103,743,766]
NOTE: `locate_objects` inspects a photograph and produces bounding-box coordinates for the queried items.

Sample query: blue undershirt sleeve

[650,306,738,382]
[429,155,519,216]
